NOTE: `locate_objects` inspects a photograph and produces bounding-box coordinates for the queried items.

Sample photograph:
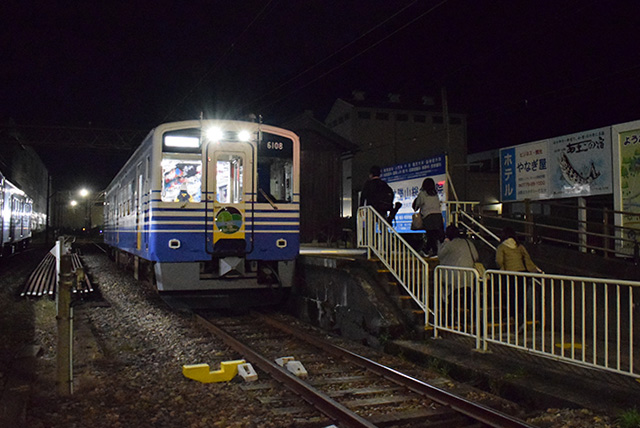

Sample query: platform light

[70,200,78,207]
[238,130,251,142]
[79,188,89,197]
[206,127,224,142]
[165,135,200,148]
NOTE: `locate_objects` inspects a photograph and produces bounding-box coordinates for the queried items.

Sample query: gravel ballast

[0,245,624,427]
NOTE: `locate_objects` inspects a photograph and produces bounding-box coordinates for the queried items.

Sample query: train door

[206,144,252,255]
[144,156,150,251]
[136,163,143,250]
[9,196,18,242]
[0,178,4,246]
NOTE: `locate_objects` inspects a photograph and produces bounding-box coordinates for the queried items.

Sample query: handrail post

[578,197,587,253]
[603,208,611,258]
[524,199,533,243]
[56,254,74,395]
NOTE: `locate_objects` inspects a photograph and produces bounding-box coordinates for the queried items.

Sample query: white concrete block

[274,356,295,367]
[285,360,308,378]
[237,363,258,382]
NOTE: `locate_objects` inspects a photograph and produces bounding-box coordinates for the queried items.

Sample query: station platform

[295,245,640,418]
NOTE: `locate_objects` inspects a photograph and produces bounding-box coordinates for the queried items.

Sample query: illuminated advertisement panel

[548,127,612,198]
[380,154,447,233]
[611,120,640,254]
[500,127,612,202]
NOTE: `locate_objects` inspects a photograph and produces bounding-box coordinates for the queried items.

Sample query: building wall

[298,131,344,243]
[325,97,468,216]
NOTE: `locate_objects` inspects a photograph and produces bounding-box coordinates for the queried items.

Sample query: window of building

[376,112,389,120]
[413,115,426,123]
[450,117,462,125]
[433,116,444,124]
[396,113,408,121]
[358,111,371,119]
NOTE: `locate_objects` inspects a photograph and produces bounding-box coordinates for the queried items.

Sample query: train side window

[216,154,243,204]
[257,134,294,203]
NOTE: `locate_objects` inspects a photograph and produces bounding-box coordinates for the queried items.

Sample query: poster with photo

[161,159,202,203]
[548,127,612,198]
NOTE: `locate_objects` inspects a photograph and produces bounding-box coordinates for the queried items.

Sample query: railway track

[196,311,534,428]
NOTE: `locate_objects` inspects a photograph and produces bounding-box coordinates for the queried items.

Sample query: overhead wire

[163,0,276,121]
[240,0,422,111]
[247,0,451,114]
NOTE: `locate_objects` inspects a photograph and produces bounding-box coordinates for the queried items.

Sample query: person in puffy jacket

[495,227,543,330]
[495,227,543,273]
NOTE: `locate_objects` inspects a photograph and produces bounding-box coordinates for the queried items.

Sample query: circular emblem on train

[215,207,243,234]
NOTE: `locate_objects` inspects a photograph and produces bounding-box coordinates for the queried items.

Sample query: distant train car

[0,171,35,256]
[104,119,300,307]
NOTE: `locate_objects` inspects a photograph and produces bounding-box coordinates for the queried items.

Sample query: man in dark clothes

[360,165,394,221]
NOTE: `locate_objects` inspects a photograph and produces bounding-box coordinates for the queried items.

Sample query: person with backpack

[360,165,395,222]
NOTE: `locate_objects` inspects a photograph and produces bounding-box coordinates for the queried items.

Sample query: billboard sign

[500,140,549,201]
[611,120,640,254]
[500,127,612,202]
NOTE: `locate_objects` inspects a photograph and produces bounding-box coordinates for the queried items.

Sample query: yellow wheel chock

[182,359,246,383]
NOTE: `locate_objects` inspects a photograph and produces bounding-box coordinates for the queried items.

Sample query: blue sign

[500,147,517,201]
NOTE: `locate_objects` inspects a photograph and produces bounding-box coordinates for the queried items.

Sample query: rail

[356,206,430,322]
[433,265,640,380]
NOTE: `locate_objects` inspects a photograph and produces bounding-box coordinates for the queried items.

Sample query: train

[0,170,42,256]
[103,119,300,308]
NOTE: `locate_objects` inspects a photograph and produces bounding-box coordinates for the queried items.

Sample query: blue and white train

[103,119,300,307]
[0,171,39,256]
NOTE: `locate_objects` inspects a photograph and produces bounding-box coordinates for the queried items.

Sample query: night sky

[3,1,640,190]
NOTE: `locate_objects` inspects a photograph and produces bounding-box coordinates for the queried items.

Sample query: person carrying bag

[412,177,444,256]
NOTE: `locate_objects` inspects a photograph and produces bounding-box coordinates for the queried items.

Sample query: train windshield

[257,133,294,203]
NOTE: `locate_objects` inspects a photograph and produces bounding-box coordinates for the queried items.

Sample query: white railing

[433,266,640,379]
[444,201,479,228]
[433,266,482,349]
[357,206,430,321]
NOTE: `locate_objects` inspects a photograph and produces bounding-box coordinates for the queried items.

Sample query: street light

[78,188,91,233]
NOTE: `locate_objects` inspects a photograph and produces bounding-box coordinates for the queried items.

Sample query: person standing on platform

[360,165,394,222]
[412,177,444,257]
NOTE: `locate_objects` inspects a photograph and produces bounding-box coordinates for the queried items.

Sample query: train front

[151,120,300,308]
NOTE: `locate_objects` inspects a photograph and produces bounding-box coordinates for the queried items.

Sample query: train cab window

[161,157,202,202]
[257,133,294,203]
[216,154,243,203]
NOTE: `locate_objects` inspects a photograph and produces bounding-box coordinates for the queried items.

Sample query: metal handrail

[476,200,640,261]
[457,210,499,250]
[356,206,431,323]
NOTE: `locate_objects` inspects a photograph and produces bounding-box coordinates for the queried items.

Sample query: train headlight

[206,127,224,142]
[238,130,251,141]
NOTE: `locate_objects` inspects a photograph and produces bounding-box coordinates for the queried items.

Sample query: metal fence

[357,206,431,321]
[433,265,640,379]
